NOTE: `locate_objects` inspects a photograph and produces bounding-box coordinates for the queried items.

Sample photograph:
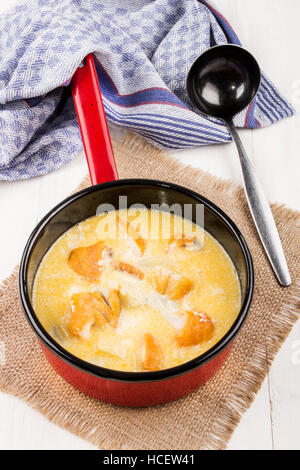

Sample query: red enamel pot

[19,55,254,407]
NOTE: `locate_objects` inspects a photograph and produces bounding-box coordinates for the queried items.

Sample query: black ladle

[187,44,291,287]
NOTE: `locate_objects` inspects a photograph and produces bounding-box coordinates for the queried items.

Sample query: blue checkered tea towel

[0,0,294,180]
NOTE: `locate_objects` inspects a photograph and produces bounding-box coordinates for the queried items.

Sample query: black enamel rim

[19,179,254,383]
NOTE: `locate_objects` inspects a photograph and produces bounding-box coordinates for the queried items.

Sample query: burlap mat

[0,134,299,450]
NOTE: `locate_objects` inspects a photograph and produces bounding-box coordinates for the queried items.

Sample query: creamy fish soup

[33,209,241,372]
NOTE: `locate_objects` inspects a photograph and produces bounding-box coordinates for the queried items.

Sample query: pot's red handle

[71,54,118,185]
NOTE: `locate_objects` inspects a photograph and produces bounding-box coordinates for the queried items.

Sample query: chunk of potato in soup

[33,209,241,372]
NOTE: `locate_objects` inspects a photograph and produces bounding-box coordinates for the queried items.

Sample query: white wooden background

[0,0,299,450]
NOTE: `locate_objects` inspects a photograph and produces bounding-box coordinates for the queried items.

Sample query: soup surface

[33,209,241,372]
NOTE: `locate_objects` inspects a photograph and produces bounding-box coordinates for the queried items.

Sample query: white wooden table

[0,0,299,450]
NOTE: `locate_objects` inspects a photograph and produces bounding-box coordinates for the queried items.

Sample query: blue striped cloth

[0,0,294,180]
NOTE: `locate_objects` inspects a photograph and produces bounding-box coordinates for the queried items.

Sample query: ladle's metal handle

[227,120,291,287]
